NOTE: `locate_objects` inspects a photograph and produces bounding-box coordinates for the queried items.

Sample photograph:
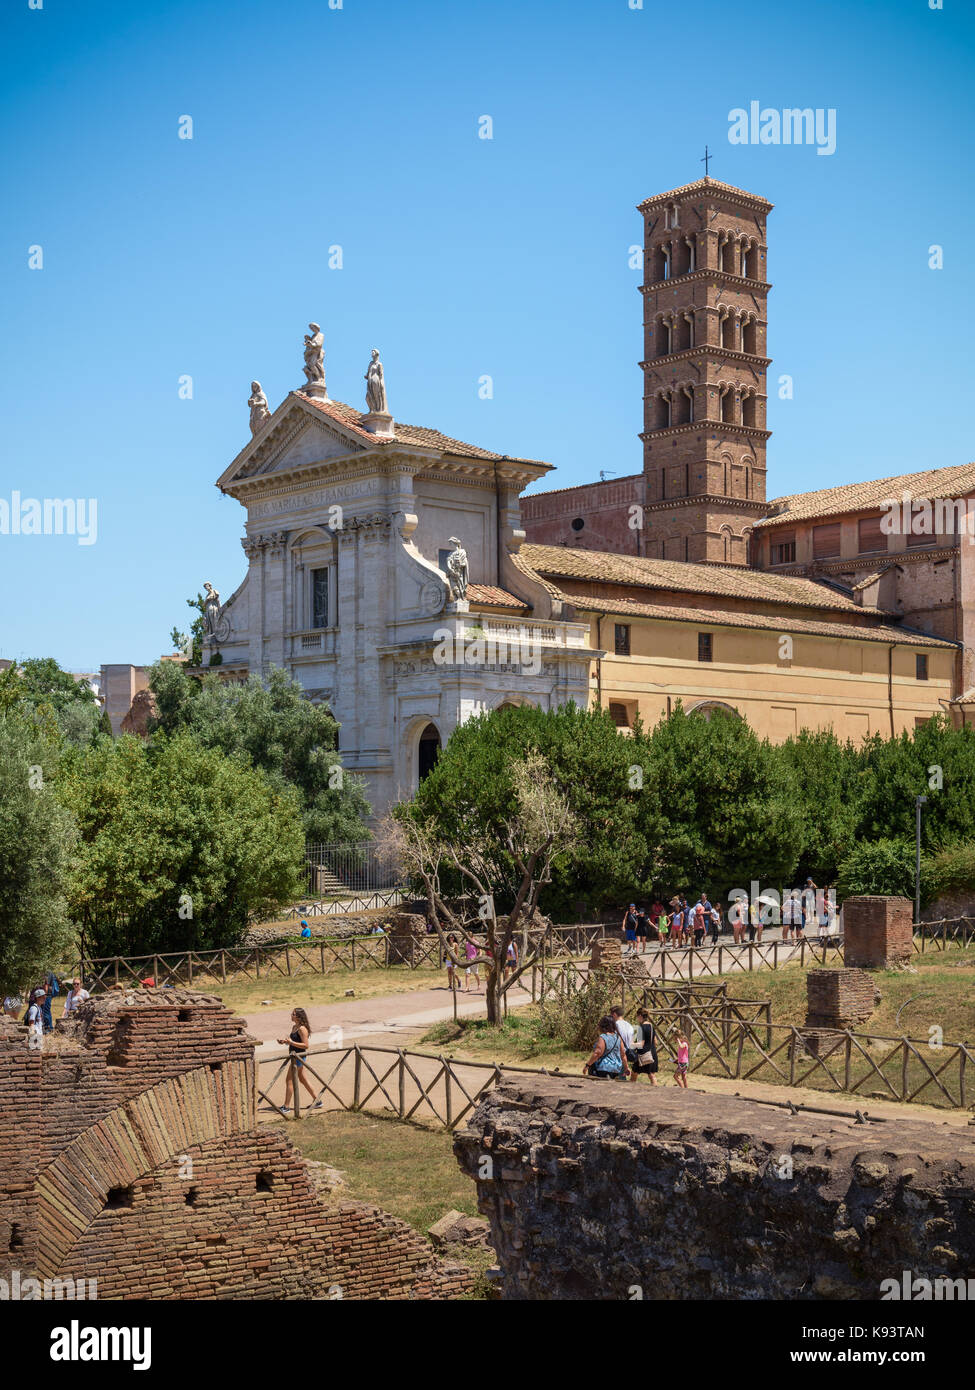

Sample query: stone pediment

[218,396,369,492]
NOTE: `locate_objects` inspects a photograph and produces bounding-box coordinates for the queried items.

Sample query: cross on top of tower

[701,144,712,178]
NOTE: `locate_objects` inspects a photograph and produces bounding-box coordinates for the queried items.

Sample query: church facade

[200,178,972,821]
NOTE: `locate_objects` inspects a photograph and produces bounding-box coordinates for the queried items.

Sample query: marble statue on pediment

[248,381,270,435]
[365,349,388,414]
[303,323,325,387]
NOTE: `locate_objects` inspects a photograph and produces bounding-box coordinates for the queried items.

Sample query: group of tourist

[620,878,837,952]
[2,974,90,1033]
[582,1005,689,1089]
[443,935,518,992]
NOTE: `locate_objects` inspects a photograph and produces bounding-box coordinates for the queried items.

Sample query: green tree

[855,717,975,852]
[773,728,862,883]
[170,592,206,667]
[0,714,78,994]
[0,657,102,749]
[403,702,651,917]
[146,661,371,844]
[58,731,305,956]
[633,703,804,905]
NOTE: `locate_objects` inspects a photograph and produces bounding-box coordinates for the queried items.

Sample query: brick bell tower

[639,176,772,564]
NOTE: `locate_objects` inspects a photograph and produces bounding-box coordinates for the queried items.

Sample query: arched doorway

[417,723,441,782]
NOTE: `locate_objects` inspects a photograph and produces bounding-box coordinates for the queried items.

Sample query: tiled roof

[521,473,643,501]
[637,177,772,211]
[570,596,956,650]
[952,689,975,706]
[520,543,887,615]
[296,393,548,467]
[756,462,975,528]
[466,584,528,610]
[850,567,893,593]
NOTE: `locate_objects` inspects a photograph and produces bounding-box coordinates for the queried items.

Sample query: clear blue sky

[1,0,972,670]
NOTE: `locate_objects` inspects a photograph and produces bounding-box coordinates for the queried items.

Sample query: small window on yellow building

[609,702,630,728]
[698,632,713,663]
[916,654,928,681]
[614,624,631,656]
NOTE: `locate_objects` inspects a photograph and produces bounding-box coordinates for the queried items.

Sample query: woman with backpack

[583,1016,629,1080]
[630,1008,659,1084]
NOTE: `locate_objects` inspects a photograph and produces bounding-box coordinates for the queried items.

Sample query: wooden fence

[73,924,599,994]
[643,1008,974,1110]
[256,1043,551,1130]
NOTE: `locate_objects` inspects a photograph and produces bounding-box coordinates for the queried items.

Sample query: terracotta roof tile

[520,543,888,615]
[296,393,548,466]
[756,462,975,527]
[568,596,956,650]
[637,177,772,211]
[466,584,528,610]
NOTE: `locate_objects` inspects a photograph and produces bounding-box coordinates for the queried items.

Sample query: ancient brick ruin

[843,895,914,969]
[455,1075,975,1300]
[0,990,472,1300]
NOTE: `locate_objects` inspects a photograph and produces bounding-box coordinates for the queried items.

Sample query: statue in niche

[445,537,469,601]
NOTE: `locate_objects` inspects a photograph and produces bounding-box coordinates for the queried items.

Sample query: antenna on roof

[599,470,617,482]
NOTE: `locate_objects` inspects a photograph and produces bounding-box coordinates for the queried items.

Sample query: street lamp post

[915,794,927,926]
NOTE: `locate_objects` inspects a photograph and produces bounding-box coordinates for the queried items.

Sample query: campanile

[639,177,772,564]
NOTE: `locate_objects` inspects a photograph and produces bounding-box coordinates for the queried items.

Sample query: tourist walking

[673,1029,690,1089]
[278,1007,320,1113]
[444,934,461,991]
[706,897,721,946]
[621,903,639,954]
[505,938,518,979]
[584,1017,629,1080]
[611,1005,635,1060]
[630,1008,659,1084]
[464,938,481,992]
[635,905,650,955]
[669,898,683,948]
[692,898,707,948]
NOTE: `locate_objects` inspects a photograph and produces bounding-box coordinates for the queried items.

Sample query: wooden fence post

[353,1045,362,1110]
[220,950,227,984]
[735,1024,745,1077]
[398,1049,406,1119]
[844,1032,852,1091]
[901,1039,909,1101]
[444,1056,453,1129]
[292,1059,301,1121]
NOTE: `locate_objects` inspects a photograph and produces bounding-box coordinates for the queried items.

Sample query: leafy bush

[534,977,619,1053]
[836,838,917,901]
[923,841,975,904]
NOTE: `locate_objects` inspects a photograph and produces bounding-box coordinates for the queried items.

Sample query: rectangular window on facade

[312,568,329,629]
[812,522,842,559]
[614,624,631,656]
[698,632,713,663]
[916,653,929,681]
[857,515,888,554]
[769,532,796,566]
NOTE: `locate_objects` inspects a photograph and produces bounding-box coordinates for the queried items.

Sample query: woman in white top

[63,979,90,1015]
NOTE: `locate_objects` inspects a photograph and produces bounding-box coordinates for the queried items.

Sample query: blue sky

[1,0,972,670]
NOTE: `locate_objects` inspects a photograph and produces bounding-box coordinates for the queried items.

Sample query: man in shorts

[621,903,639,954]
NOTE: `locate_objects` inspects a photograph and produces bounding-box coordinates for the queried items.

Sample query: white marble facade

[210,388,592,821]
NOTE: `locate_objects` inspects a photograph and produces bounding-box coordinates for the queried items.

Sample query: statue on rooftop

[248,381,270,434]
[303,323,325,387]
[365,349,388,414]
[445,537,469,601]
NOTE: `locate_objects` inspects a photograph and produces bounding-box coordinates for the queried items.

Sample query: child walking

[673,1029,689,1089]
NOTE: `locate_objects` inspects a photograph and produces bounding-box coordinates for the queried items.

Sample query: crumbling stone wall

[454,1076,975,1300]
[805,968,877,1030]
[1,991,472,1300]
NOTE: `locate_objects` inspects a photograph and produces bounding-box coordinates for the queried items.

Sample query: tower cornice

[638,178,773,214]
[640,269,771,295]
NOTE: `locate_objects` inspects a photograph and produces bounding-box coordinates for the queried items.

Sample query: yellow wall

[587,614,953,740]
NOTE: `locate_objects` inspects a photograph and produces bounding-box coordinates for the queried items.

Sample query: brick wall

[805,968,877,1029]
[843,896,914,969]
[1,991,473,1300]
